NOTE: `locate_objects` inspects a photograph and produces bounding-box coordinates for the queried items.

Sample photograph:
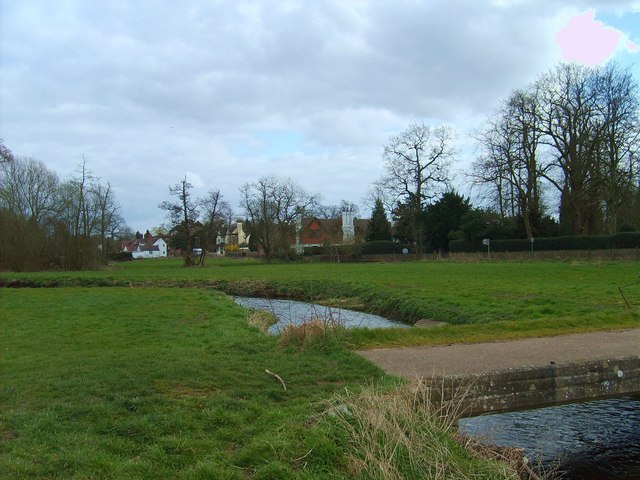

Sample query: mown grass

[1,287,519,479]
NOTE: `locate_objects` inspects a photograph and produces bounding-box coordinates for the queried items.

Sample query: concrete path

[358,329,640,378]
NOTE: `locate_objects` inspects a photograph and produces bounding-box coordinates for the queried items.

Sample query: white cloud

[1,0,639,231]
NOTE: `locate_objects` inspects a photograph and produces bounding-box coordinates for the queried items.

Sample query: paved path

[358,329,640,378]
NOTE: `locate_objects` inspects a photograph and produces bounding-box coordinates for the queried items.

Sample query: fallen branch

[265,369,287,391]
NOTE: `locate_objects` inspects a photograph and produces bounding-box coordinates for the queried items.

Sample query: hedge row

[301,241,413,256]
[361,241,413,255]
[301,245,359,256]
[450,232,640,253]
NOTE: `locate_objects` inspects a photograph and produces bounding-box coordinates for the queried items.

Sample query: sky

[1,1,639,232]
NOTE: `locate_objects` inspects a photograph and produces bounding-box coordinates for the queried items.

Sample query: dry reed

[329,379,525,480]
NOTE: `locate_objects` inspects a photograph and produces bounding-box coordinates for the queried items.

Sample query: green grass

[1,287,518,479]
[3,257,639,348]
[3,258,636,477]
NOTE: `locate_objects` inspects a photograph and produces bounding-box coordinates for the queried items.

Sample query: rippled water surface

[234,296,410,333]
[459,397,640,479]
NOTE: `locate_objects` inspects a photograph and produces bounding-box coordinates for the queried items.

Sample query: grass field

[1,286,520,479]
[3,257,639,347]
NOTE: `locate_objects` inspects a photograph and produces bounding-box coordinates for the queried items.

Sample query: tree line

[159,174,362,264]
[372,62,639,253]
[0,147,126,270]
[162,62,639,261]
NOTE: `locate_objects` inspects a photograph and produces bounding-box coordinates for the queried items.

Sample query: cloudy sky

[1,1,639,231]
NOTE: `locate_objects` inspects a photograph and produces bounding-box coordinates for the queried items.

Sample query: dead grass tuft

[277,317,347,350]
[328,379,529,480]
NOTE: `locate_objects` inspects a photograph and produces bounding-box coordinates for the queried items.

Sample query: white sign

[482,238,490,246]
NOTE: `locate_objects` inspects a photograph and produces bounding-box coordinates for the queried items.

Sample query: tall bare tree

[90,182,122,255]
[160,176,200,266]
[377,123,457,252]
[472,88,546,240]
[537,63,606,234]
[594,63,640,233]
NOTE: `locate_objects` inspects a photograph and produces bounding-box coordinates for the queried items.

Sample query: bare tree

[159,176,200,266]
[198,188,232,265]
[90,181,124,255]
[471,88,546,240]
[594,63,640,233]
[0,156,60,225]
[537,63,606,234]
[0,156,60,270]
[314,200,360,219]
[0,155,126,270]
[365,183,396,220]
[240,175,320,261]
[378,123,457,252]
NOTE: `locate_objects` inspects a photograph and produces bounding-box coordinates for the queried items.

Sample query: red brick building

[294,209,369,251]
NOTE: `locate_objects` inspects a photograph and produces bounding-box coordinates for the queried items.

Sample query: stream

[459,396,640,479]
[233,296,410,333]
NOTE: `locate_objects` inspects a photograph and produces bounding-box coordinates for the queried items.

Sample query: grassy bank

[1,287,519,479]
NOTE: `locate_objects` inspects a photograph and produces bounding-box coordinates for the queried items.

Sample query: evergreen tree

[424,191,472,252]
[366,198,392,241]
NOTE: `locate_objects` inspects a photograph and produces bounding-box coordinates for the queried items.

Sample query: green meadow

[4,258,639,346]
[1,258,638,478]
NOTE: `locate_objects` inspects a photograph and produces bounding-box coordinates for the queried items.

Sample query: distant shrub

[108,252,133,262]
[618,223,637,233]
[302,246,324,256]
[613,232,640,248]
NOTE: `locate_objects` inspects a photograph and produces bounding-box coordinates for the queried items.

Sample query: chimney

[342,207,355,243]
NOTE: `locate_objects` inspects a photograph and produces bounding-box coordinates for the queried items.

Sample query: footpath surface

[358,329,640,378]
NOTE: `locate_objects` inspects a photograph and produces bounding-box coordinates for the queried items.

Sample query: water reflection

[459,397,640,479]
[233,296,410,333]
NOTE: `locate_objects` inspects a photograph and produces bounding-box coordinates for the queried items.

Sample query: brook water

[233,296,410,333]
[459,397,640,479]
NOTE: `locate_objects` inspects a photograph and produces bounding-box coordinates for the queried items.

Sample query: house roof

[301,217,341,232]
[121,236,165,252]
[299,217,370,233]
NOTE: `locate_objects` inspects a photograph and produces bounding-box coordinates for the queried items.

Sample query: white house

[216,221,250,254]
[122,236,168,259]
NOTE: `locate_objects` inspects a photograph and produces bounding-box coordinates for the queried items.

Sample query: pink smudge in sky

[556,10,622,66]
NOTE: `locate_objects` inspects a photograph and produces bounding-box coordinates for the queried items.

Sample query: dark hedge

[450,232,640,253]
